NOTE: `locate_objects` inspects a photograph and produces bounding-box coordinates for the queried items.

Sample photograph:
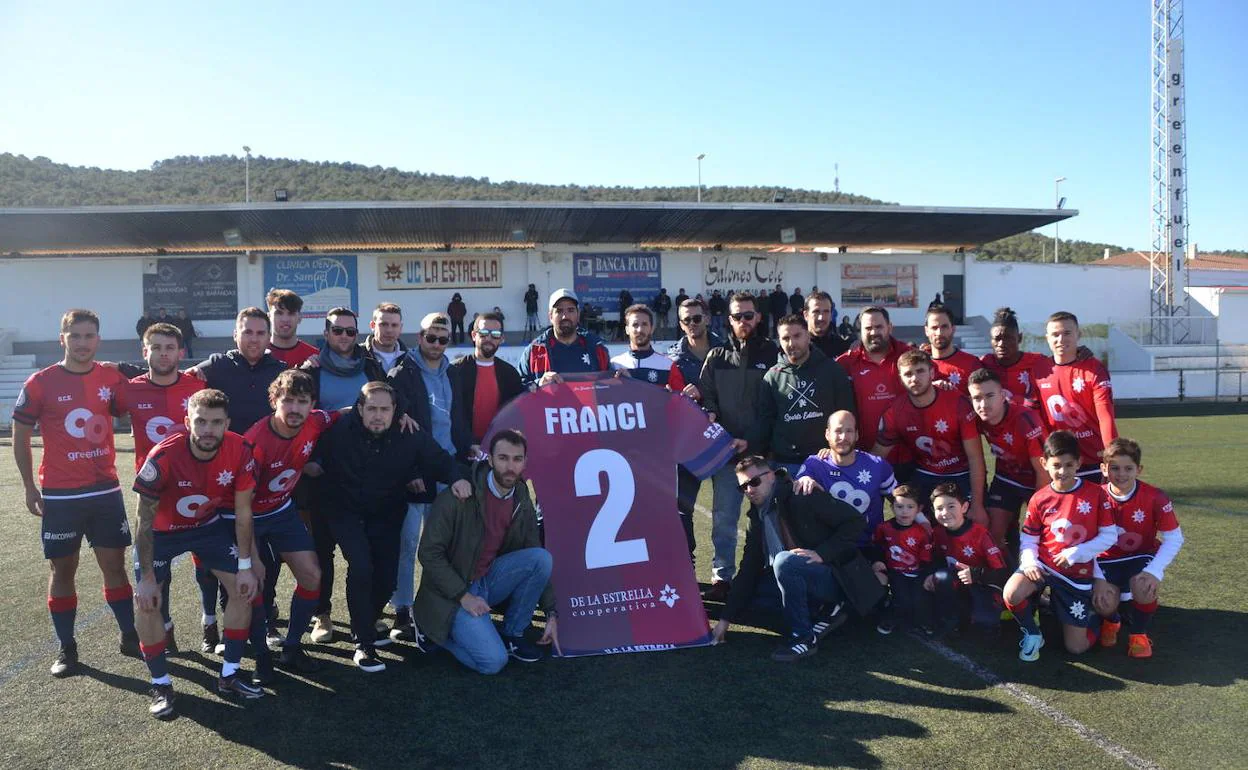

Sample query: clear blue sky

[2,0,1244,249]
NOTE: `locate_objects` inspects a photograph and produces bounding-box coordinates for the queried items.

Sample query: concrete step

[1145,344,1248,358]
[0,355,37,368]
[0,371,33,383]
[1155,355,1248,370]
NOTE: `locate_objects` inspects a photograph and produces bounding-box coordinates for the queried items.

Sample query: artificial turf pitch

[0,414,1244,769]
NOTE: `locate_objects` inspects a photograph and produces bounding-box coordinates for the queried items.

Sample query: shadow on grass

[1075,606,1248,688]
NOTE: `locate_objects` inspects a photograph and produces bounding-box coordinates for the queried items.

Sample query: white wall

[964,257,1151,327]
[0,256,145,341]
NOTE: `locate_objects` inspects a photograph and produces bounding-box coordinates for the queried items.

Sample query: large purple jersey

[796,450,897,545]
[485,373,734,656]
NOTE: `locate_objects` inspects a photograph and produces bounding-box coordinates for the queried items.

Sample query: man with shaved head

[791,411,900,542]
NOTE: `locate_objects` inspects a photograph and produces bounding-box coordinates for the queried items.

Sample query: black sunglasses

[737,470,772,492]
[729,311,757,322]
[474,329,504,339]
[679,314,705,325]
[424,334,450,345]
[329,326,358,337]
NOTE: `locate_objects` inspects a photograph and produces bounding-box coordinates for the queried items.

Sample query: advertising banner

[486,374,734,657]
[263,255,358,318]
[378,254,503,290]
[142,258,238,319]
[572,253,662,310]
[840,263,918,308]
[700,252,785,295]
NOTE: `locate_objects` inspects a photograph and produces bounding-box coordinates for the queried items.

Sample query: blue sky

[2,0,1244,249]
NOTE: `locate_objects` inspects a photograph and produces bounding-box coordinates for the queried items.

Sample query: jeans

[310,507,337,616]
[451,318,465,345]
[443,548,553,674]
[773,550,844,638]
[324,510,403,648]
[710,464,746,582]
[676,467,701,561]
[391,502,428,610]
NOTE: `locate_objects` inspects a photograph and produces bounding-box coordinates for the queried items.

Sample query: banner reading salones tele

[485,374,734,657]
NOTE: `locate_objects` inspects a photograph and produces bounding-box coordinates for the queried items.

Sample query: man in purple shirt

[793,411,898,544]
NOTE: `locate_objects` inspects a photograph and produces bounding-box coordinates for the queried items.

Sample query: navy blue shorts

[1022,568,1097,628]
[913,470,972,508]
[151,518,239,586]
[1100,555,1152,601]
[40,488,131,559]
[986,476,1033,513]
[255,502,315,555]
[1076,465,1103,484]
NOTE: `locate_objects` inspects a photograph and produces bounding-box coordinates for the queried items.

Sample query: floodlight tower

[1149,0,1190,343]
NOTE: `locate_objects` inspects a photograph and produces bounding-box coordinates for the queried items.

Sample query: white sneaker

[353,647,385,673]
[310,614,334,644]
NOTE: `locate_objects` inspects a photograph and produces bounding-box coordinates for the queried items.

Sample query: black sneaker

[771,633,818,662]
[413,627,439,655]
[265,621,283,651]
[119,630,142,658]
[201,623,221,655]
[353,647,386,673]
[502,634,542,663]
[217,672,265,699]
[251,654,276,686]
[278,645,321,674]
[701,580,731,603]
[811,601,848,641]
[389,607,415,642]
[148,683,176,720]
[50,644,79,678]
[876,619,895,636]
[164,625,179,655]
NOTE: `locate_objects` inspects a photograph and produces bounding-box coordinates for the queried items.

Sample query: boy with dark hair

[870,485,931,634]
[923,482,1008,639]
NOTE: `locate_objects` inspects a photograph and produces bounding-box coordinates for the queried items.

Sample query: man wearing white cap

[517,289,611,390]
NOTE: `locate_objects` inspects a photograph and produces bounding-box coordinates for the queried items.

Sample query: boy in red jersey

[12,309,137,677]
[873,349,988,526]
[132,389,265,718]
[968,368,1047,556]
[1032,311,1117,483]
[835,306,911,453]
[924,483,1008,639]
[1004,430,1118,662]
[924,304,981,395]
[870,486,931,634]
[1092,438,1184,659]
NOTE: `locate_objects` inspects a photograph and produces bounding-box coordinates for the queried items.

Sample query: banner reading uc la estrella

[485,374,734,657]
[378,254,502,290]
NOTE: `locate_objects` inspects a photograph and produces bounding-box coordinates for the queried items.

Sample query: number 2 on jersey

[576,449,649,569]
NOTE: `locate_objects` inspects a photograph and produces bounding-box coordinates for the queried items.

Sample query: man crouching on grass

[414,429,559,673]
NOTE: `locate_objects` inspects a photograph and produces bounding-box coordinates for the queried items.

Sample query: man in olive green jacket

[414,429,559,673]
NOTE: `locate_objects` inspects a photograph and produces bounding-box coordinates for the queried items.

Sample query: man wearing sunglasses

[517,289,611,390]
[301,308,389,411]
[451,312,524,456]
[698,292,781,603]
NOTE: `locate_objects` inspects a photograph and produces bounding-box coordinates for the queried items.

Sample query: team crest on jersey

[138,459,159,483]
[97,386,112,402]
[647,370,658,383]
[216,470,235,486]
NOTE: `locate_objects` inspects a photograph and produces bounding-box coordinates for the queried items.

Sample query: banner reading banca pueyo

[378,254,502,290]
[572,253,662,310]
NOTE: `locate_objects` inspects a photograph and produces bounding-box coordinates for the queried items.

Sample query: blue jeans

[773,550,844,638]
[391,502,428,610]
[443,547,553,674]
[710,464,746,582]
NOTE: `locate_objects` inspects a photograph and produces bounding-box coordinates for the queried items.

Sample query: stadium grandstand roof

[0,200,1075,256]
[1094,250,1248,271]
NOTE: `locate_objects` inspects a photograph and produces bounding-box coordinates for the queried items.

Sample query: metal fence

[1111,367,1248,402]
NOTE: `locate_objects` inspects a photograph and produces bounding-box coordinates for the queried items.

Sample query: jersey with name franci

[931,349,982,395]
[1033,356,1117,467]
[13,363,128,494]
[1100,480,1179,561]
[980,351,1048,408]
[244,410,337,516]
[872,519,932,575]
[877,387,978,475]
[797,450,897,545]
[610,349,687,391]
[978,401,1046,487]
[933,519,1005,572]
[115,372,206,471]
[134,432,256,532]
[1023,479,1114,584]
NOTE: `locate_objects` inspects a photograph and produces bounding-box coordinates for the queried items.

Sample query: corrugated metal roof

[0,200,1075,255]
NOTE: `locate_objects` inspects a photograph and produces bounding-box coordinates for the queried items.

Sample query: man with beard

[924,304,981,395]
[835,306,911,453]
[517,289,611,389]
[301,308,388,411]
[804,291,851,360]
[266,289,318,369]
[452,312,524,456]
[363,302,407,372]
[698,293,781,601]
[611,304,686,390]
[794,411,899,545]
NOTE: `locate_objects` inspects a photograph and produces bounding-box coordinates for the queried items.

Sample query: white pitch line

[920,637,1161,770]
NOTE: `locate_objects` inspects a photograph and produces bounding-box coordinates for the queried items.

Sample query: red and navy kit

[610,349,687,391]
[1033,357,1117,469]
[244,410,336,516]
[115,372,206,471]
[876,388,978,475]
[933,520,1005,571]
[872,519,932,576]
[978,402,1046,487]
[268,340,319,369]
[1022,480,1114,585]
[13,363,127,495]
[980,351,1048,407]
[836,338,911,451]
[1101,481,1178,561]
[134,432,256,532]
[931,349,982,395]
[517,328,612,388]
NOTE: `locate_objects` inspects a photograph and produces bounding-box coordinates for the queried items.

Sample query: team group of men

[13,284,1183,720]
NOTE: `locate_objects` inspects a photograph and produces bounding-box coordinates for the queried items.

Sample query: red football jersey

[1100,481,1180,560]
[268,340,319,369]
[244,410,336,515]
[877,388,978,475]
[872,519,932,575]
[134,432,256,532]
[978,401,1046,487]
[1023,480,1114,583]
[13,363,127,493]
[933,520,1005,571]
[1033,357,1117,467]
[837,339,911,451]
[980,351,1048,407]
[931,349,982,395]
[115,372,206,471]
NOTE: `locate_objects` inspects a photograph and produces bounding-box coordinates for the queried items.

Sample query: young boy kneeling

[924,482,1008,639]
[871,486,932,634]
